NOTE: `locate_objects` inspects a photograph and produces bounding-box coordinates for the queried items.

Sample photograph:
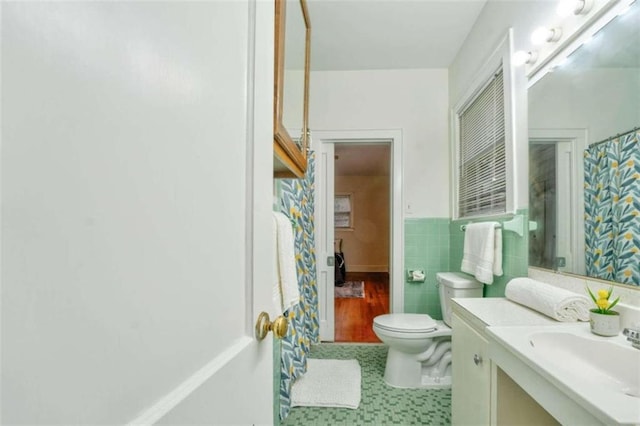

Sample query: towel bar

[460,215,526,237]
[460,223,500,232]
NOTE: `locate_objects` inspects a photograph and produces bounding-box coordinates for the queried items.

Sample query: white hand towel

[505,277,591,322]
[493,228,503,277]
[273,212,300,312]
[461,222,503,284]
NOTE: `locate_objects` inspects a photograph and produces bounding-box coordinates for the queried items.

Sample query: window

[458,69,506,218]
[335,194,353,228]
[452,30,517,220]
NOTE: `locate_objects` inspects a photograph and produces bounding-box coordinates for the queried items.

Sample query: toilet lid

[374,314,437,333]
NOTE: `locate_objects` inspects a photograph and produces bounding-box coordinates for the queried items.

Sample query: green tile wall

[404,218,450,318]
[403,210,530,316]
[449,209,529,298]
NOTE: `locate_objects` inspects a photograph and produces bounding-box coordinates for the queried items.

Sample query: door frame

[313,129,404,341]
[529,128,587,276]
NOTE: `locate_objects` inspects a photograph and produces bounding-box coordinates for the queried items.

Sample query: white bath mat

[291,358,361,409]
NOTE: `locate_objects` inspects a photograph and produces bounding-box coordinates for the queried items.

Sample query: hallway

[335,272,389,343]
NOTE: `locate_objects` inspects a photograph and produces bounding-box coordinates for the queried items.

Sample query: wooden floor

[335,272,389,343]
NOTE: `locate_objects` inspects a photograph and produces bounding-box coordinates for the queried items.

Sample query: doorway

[313,129,403,343]
[529,128,586,276]
[529,143,559,269]
[333,144,390,342]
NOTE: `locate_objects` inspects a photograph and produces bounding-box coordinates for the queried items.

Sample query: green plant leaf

[586,286,598,304]
[607,285,614,299]
[608,296,620,311]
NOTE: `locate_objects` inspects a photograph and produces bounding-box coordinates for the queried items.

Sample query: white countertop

[452,297,640,425]
[488,324,640,425]
[452,297,562,327]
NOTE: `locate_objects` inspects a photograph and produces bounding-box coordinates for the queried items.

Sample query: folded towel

[273,212,300,312]
[505,278,591,322]
[461,222,503,284]
[493,228,503,277]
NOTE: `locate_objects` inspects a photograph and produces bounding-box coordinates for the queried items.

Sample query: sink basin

[529,331,640,398]
[487,323,640,425]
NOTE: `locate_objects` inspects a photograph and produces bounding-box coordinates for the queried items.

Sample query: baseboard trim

[127,337,253,425]
[348,265,389,273]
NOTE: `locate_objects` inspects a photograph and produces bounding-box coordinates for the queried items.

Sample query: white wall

[310,69,450,218]
[449,1,559,211]
[335,175,390,272]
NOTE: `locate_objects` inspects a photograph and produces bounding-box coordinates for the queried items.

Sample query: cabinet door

[273,0,311,178]
[451,313,491,425]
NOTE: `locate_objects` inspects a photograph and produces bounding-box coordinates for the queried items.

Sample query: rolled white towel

[505,278,591,322]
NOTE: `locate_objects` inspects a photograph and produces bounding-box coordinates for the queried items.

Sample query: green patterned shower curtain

[584,129,640,286]
[278,153,319,421]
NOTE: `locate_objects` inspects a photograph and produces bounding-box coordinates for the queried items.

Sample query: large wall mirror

[528,1,640,288]
[274,0,311,178]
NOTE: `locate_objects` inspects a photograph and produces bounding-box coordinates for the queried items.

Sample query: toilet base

[383,345,452,389]
[420,374,452,389]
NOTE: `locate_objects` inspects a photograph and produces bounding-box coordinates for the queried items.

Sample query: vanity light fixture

[617,4,631,15]
[557,0,593,17]
[581,34,594,45]
[555,56,568,68]
[531,26,563,45]
[513,50,539,66]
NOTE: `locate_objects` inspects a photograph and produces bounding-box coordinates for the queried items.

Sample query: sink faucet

[623,327,640,349]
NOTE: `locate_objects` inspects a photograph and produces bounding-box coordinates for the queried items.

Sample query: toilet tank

[436,272,483,327]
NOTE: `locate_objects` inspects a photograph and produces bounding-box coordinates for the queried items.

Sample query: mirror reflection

[528,2,640,287]
[281,0,309,151]
[282,0,306,139]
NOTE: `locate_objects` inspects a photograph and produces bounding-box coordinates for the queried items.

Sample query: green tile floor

[281,344,451,426]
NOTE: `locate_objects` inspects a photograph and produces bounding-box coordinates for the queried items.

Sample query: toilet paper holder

[407,269,426,282]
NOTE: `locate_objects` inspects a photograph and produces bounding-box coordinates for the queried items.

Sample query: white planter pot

[589,311,620,337]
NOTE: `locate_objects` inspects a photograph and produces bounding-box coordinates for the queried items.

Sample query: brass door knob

[473,354,483,366]
[255,312,288,340]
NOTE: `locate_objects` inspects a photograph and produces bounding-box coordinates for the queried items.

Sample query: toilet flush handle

[473,354,483,366]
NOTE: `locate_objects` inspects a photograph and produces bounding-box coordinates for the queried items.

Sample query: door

[2,1,274,424]
[529,140,575,272]
[315,132,403,341]
[555,141,574,272]
[451,313,491,425]
[317,142,337,341]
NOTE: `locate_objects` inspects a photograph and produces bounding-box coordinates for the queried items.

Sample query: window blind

[458,69,506,218]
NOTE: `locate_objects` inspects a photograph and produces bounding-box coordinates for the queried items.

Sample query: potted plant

[587,286,621,336]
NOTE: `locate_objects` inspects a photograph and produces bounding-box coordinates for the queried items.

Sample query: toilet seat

[373,314,437,333]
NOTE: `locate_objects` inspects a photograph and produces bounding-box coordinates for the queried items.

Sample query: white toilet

[372,272,483,389]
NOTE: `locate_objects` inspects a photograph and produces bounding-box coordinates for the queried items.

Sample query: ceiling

[308,1,488,177]
[307,0,488,71]
[335,144,391,176]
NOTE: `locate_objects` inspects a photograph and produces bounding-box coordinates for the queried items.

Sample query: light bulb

[531,27,551,45]
[556,0,593,16]
[557,0,576,17]
[531,27,563,45]
[513,50,538,66]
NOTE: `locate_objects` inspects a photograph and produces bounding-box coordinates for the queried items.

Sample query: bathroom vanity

[451,298,558,425]
[451,298,640,425]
